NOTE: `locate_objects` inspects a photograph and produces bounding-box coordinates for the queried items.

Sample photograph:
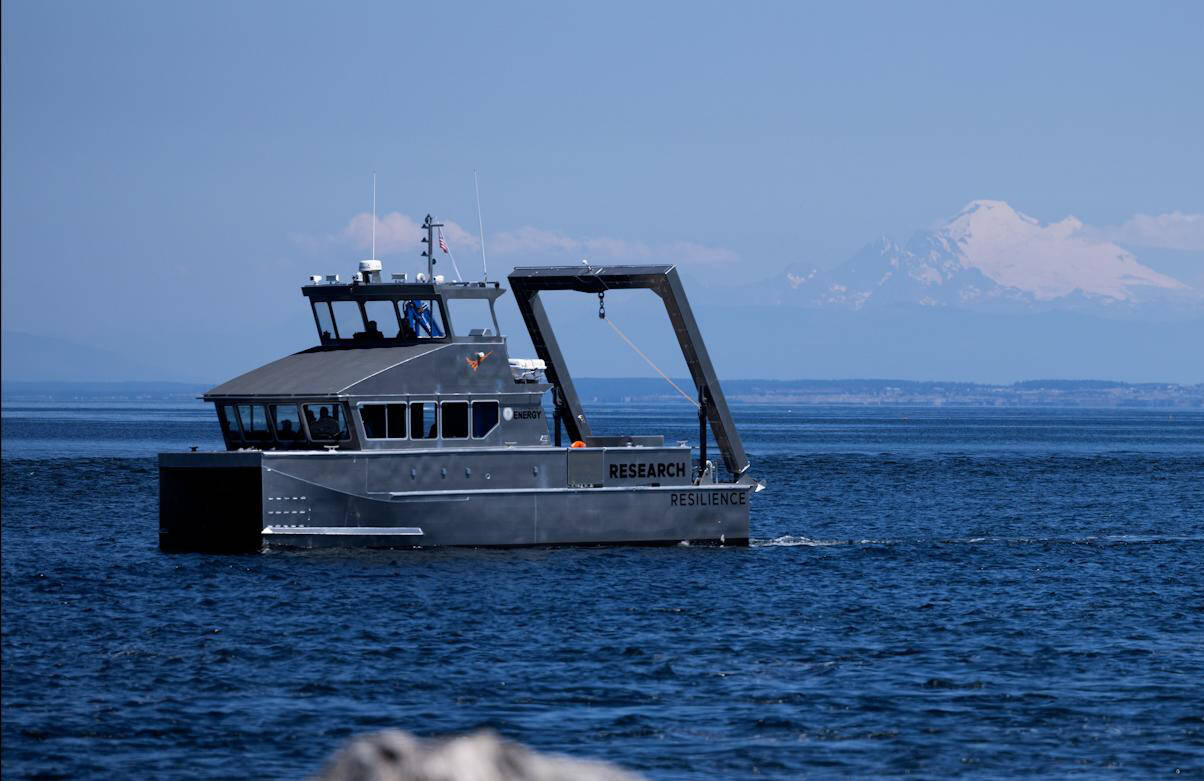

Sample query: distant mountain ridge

[0,330,187,383]
[772,200,1199,314]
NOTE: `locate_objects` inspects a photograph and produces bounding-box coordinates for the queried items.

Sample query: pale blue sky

[3,1,1202,381]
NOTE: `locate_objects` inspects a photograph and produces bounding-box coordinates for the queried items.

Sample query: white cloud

[1098,211,1204,252]
[488,226,653,260]
[582,236,653,259]
[489,226,582,255]
[295,212,742,269]
[343,212,479,255]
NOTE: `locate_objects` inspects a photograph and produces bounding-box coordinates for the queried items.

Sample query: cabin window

[220,404,242,440]
[441,401,469,439]
[360,402,407,439]
[304,403,349,440]
[313,302,336,341]
[363,300,402,339]
[361,404,386,438]
[330,300,365,340]
[271,404,305,443]
[472,401,499,438]
[399,299,445,339]
[447,298,495,337]
[237,403,272,442]
[410,402,435,439]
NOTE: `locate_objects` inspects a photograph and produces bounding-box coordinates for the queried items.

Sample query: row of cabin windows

[222,402,349,443]
[220,400,500,445]
[360,401,499,440]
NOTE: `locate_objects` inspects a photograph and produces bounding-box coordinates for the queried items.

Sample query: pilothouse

[159,213,760,550]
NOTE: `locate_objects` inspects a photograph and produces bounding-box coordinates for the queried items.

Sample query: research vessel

[159,216,759,551]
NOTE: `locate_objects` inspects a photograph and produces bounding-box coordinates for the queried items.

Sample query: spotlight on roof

[309,275,322,284]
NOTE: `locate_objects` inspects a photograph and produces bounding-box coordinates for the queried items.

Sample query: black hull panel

[159,453,263,553]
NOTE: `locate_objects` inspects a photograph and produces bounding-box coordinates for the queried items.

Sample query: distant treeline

[573,378,1204,408]
[1,381,209,401]
[576,377,1197,396]
[3,378,1201,408]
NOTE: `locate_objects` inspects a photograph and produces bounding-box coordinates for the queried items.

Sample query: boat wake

[753,533,1204,548]
[752,535,864,547]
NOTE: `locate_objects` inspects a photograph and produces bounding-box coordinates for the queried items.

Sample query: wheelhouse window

[410,402,435,439]
[360,402,407,439]
[313,302,335,341]
[447,298,496,337]
[308,294,448,344]
[441,401,469,439]
[363,300,402,339]
[237,403,272,442]
[399,299,445,339]
[304,403,349,440]
[472,401,499,438]
[270,404,305,443]
[220,404,242,440]
[330,301,365,340]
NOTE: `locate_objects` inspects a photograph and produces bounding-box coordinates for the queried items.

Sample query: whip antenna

[474,170,488,282]
[371,171,377,260]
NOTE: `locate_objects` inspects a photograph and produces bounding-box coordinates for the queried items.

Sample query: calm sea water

[2,401,1202,779]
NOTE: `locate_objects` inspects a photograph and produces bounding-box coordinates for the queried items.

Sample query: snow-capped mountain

[774,200,1197,313]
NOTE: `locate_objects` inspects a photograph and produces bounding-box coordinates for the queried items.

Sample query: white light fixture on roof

[309,275,322,284]
[416,272,428,283]
[325,274,340,283]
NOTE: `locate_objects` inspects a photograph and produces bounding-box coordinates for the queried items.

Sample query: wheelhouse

[206,274,548,453]
[303,277,501,348]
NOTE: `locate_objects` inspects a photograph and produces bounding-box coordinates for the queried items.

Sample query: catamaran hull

[160,451,750,551]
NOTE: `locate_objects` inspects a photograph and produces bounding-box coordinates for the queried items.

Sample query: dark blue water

[3,402,1203,778]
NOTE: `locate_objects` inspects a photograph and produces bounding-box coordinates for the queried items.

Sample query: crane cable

[601,314,700,409]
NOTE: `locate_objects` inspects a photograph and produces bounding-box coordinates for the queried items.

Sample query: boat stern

[159,451,264,553]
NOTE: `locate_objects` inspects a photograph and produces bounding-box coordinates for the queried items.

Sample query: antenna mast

[474,170,488,282]
[371,172,377,260]
[421,214,443,282]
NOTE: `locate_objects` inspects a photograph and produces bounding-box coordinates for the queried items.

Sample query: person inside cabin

[278,418,294,439]
[310,406,339,438]
[398,313,416,339]
[353,319,382,342]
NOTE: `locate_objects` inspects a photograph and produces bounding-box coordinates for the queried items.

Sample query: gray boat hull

[160,449,751,551]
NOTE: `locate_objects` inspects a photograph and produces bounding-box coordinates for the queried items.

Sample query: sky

[2,1,1202,382]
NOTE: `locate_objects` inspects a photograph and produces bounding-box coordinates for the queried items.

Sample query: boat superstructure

[159,222,759,551]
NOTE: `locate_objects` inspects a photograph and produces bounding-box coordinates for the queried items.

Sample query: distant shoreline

[3,379,1201,408]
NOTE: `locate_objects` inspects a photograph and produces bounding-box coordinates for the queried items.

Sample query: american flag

[438,230,449,254]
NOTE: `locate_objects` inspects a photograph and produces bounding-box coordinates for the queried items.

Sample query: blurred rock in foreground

[313,729,646,781]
